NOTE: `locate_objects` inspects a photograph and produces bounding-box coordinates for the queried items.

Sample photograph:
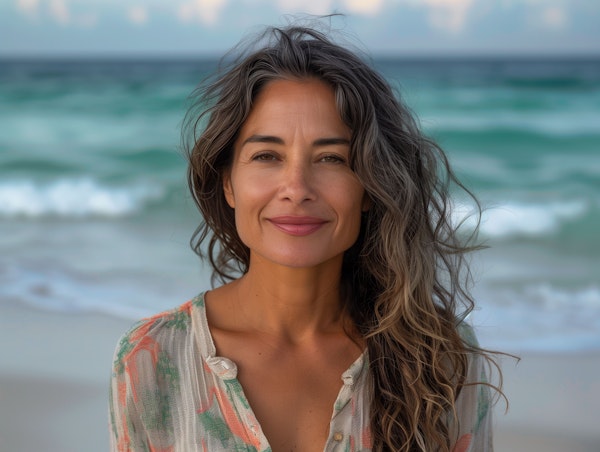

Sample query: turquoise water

[1,58,599,352]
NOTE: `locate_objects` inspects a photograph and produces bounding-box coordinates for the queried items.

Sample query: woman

[109,24,501,452]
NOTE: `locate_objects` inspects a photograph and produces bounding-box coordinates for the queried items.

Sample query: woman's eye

[252,152,277,162]
[320,154,346,164]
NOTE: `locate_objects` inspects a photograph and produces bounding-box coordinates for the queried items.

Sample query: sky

[1,0,599,57]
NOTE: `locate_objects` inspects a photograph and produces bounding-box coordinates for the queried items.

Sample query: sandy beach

[1,301,598,452]
[494,352,600,451]
[0,301,130,452]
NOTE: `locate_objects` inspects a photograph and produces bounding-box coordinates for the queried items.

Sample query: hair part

[184,22,504,452]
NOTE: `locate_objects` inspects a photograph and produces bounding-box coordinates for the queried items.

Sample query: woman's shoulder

[452,318,495,449]
[455,319,491,383]
[111,293,206,373]
[456,319,480,348]
[120,294,203,342]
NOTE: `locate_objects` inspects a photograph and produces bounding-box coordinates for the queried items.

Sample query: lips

[267,216,328,236]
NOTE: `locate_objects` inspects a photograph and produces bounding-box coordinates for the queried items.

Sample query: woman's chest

[236,361,344,452]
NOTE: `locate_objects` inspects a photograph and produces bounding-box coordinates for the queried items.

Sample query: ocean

[1,57,599,353]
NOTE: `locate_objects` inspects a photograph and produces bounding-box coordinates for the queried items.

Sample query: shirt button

[333,432,343,442]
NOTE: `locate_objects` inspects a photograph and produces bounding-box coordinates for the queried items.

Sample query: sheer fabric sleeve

[109,323,142,451]
[108,313,182,452]
[452,323,494,452]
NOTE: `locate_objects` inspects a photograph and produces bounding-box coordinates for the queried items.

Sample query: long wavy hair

[184,22,500,452]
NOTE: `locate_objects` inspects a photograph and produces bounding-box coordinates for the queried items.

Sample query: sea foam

[474,283,600,352]
[0,178,164,218]
[480,200,588,237]
[454,199,590,239]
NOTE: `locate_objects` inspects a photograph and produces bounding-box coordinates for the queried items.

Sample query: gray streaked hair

[184,22,501,452]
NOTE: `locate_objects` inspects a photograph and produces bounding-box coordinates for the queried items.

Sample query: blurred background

[1,1,599,451]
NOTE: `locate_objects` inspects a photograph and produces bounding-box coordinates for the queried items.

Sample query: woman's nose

[279,159,317,203]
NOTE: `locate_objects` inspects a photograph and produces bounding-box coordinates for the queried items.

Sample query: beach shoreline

[1,301,598,452]
[494,351,600,451]
[0,301,132,452]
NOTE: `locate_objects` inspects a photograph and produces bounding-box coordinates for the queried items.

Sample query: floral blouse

[109,293,493,451]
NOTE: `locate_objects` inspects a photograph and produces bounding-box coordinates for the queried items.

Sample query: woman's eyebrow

[240,135,284,147]
[312,137,350,147]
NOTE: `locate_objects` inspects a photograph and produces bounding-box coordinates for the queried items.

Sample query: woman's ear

[223,171,235,208]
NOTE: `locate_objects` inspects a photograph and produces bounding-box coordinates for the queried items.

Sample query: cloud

[540,6,568,29]
[342,0,384,16]
[16,0,41,17]
[128,5,149,25]
[273,0,383,16]
[49,0,69,24]
[274,0,334,15]
[15,0,98,27]
[177,0,228,25]
[421,0,475,33]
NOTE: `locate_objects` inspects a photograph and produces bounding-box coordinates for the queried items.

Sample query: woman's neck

[222,254,347,343]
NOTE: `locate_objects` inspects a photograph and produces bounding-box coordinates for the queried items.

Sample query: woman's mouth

[267,216,327,236]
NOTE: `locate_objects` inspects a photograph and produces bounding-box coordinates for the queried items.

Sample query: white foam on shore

[453,199,590,239]
[1,263,195,320]
[480,200,588,237]
[0,178,164,218]
[473,283,600,353]
[4,258,599,353]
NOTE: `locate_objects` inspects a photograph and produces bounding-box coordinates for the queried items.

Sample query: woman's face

[224,78,368,270]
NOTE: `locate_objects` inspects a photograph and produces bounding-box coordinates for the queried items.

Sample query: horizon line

[2,51,600,61]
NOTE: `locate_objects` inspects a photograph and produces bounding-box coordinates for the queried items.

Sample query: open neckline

[191,291,366,382]
[189,292,368,450]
